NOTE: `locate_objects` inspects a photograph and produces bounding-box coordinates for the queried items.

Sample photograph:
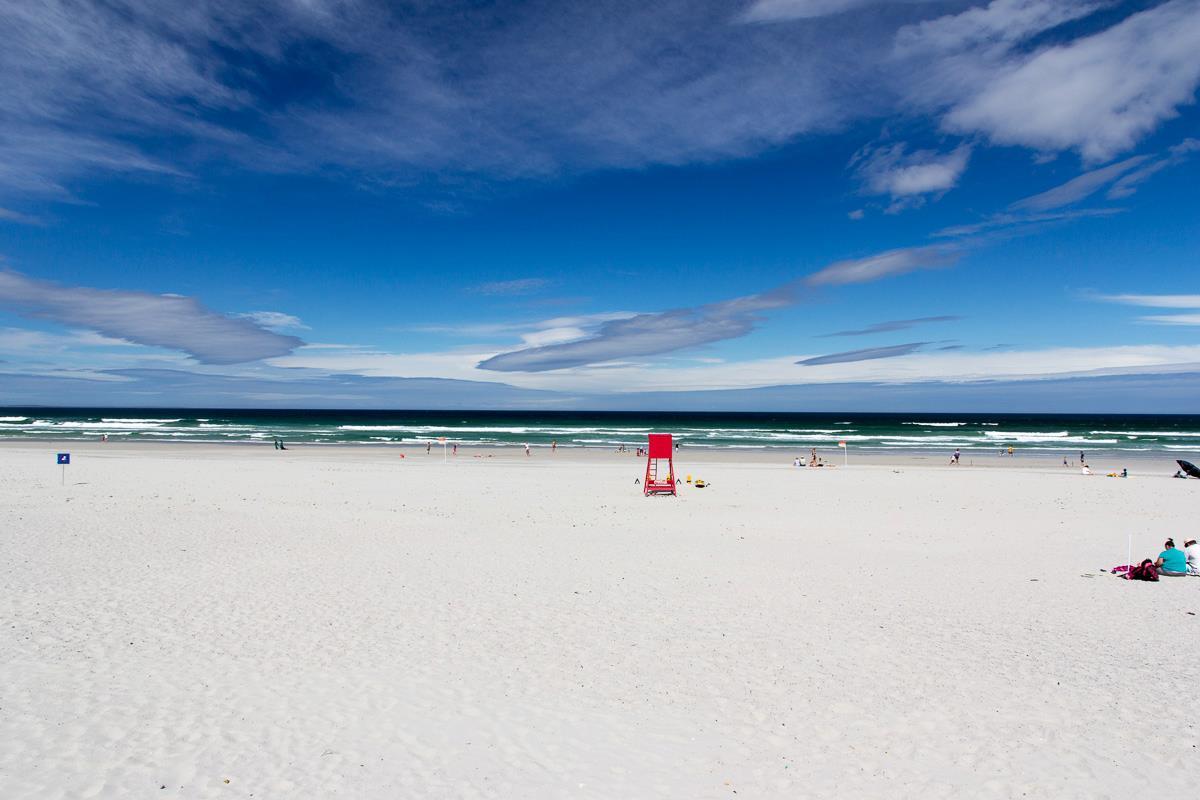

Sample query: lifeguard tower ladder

[643,433,677,496]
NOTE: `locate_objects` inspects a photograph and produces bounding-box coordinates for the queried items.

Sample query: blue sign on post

[57,452,70,485]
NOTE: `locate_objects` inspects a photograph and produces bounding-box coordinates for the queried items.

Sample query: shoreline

[2,438,1192,475]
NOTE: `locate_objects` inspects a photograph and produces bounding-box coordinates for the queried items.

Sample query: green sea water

[2,408,1200,456]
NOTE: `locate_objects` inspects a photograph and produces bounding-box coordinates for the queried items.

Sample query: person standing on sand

[426,441,431,454]
[452,443,457,456]
[951,449,960,465]
[1008,446,1014,457]
[524,443,531,456]
[1080,451,1085,465]
[552,440,557,452]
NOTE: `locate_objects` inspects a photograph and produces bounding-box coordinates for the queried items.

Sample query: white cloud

[1096,293,1200,309]
[743,0,889,21]
[272,338,1200,395]
[474,243,964,372]
[1011,155,1147,211]
[915,0,1200,161]
[237,311,309,331]
[1095,293,1200,326]
[1138,314,1200,326]
[1106,138,1200,199]
[0,271,303,363]
[0,0,1195,211]
[804,244,960,286]
[851,142,971,210]
[467,278,550,296]
[477,284,798,372]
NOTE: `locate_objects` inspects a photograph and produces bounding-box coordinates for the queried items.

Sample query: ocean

[2,408,1200,455]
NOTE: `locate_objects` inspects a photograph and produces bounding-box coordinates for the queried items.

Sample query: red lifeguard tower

[643,433,677,496]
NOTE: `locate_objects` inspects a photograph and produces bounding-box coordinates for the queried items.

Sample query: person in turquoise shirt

[1155,539,1187,576]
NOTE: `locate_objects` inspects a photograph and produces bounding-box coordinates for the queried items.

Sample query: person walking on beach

[552,440,557,452]
[452,443,457,456]
[524,442,531,456]
[951,448,961,465]
[426,441,432,454]
[1079,450,1085,465]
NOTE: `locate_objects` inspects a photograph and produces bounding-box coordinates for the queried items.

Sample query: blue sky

[1,0,1199,410]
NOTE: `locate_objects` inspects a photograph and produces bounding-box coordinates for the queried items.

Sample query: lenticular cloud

[0,271,302,364]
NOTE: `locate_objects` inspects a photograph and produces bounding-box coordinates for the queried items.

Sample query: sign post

[438,436,447,462]
[838,440,847,466]
[57,452,70,485]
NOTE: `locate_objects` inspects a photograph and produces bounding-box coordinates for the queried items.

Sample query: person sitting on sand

[1155,539,1187,576]
[1185,539,1199,576]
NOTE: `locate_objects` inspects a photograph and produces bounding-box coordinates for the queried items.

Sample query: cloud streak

[1011,156,1148,212]
[478,244,962,372]
[797,342,927,366]
[0,271,303,364]
[818,315,960,337]
[467,278,551,296]
[477,284,798,372]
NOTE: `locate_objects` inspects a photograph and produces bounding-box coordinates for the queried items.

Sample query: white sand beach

[1,442,1197,798]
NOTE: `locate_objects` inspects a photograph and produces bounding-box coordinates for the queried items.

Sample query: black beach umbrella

[1177,459,1200,479]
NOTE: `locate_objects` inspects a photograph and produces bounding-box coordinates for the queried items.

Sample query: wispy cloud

[897,0,1200,162]
[1094,292,1200,327]
[798,342,927,366]
[1,0,1195,213]
[1107,138,1200,199]
[932,208,1122,238]
[0,206,44,225]
[1011,156,1148,211]
[1138,314,1200,326]
[818,315,960,337]
[236,311,309,331]
[477,243,961,372]
[851,142,971,211]
[804,244,960,286]
[0,271,303,363]
[467,278,551,296]
[477,284,798,372]
[1095,293,1200,309]
[742,0,933,22]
